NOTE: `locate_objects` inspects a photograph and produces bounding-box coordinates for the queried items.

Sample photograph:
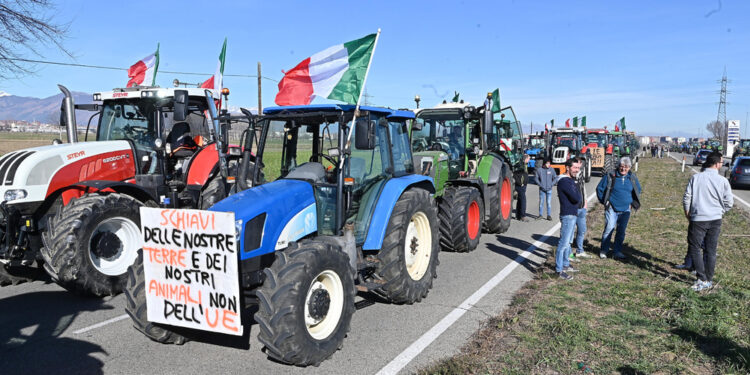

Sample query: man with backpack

[596,156,642,259]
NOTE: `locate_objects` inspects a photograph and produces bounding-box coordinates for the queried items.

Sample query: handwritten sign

[590,147,605,168]
[139,207,242,336]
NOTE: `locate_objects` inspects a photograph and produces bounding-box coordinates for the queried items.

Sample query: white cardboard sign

[139,207,243,336]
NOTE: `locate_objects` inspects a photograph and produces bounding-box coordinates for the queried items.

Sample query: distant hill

[0,91,93,126]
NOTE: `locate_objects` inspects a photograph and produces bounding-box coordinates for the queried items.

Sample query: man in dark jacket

[596,156,642,259]
[555,157,582,280]
[514,155,531,221]
[534,158,557,220]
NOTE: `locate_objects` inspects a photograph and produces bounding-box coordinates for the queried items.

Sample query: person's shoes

[690,279,713,292]
[674,264,690,270]
[690,270,697,276]
[599,252,607,259]
[558,271,574,280]
[577,252,592,258]
[547,215,552,221]
[520,217,529,222]
[564,266,579,273]
[569,254,581,262]
[613,252,626,259]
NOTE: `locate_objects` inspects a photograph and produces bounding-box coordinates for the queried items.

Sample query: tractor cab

[548,128,588,176]
[412,102,477,181]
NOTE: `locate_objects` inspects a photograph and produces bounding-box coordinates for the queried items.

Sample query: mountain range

[0,91,93,125]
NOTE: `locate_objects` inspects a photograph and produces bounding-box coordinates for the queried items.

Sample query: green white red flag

[275,33,377,106]
[200,38,227,92]
[127,44,159,88]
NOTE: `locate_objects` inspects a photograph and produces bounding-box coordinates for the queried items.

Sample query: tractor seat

[167,121,198,158]
[285,162,326,183]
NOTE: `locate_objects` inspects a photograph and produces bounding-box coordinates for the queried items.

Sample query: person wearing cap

[596,156,642,259]
[534,158,557,220]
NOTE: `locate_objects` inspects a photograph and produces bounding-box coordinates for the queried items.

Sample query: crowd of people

[513,149,731,292]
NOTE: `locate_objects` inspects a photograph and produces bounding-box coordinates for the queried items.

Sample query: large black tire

[0,263,45,286]
[40,193,143,296]
[199,175,227,209]
[255,240,355,366]
[438,187,483,253]
[124,249,188,344]
[603,154,615,175]
[485,163,514,234]
[584,159,592,182]
[375,188,439,304]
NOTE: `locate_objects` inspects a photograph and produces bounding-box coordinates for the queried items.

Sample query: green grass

[420,157,750,374]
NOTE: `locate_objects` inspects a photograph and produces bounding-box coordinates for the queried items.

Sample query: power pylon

[716,67,729,144]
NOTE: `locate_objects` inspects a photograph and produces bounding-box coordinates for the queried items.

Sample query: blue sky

[2,0,749,137]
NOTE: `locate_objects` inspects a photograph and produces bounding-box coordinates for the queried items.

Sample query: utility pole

[257,62,262,115]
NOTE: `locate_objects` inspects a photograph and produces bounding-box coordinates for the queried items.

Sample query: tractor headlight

[4,189,27,202]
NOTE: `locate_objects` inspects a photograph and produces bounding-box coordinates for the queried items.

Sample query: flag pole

[341,28,381,169]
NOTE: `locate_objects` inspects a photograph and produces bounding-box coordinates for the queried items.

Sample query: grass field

[0,132,87,155]
[421,157,750,374]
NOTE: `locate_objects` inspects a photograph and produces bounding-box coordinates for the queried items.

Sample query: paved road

[668,152,750,212]
[0,175,604,375]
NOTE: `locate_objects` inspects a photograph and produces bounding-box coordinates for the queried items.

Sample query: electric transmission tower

[716,67,729,145]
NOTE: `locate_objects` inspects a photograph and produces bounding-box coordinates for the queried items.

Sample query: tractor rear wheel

[438,187,483,252]
[486,163,514,234]
[255,240,355,366]
[124,249,188,344]
[199,176,227,209]
[41,193,143,296]
[584,159,592,182]
[603,154,614,175]
[0,263,45,287]
[375,188,439,304]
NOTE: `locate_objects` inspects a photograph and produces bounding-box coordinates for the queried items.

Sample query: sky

[2,0,750,138]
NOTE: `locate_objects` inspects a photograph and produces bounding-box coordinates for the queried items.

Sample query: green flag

[550,119,555,127]
[491,88,500,112]
[452,91,460,103]
[582,116,587,127]
[620,117,626,130]
[573,116,578,127]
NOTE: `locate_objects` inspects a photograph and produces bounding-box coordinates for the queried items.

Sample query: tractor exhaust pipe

[58,84,78,143]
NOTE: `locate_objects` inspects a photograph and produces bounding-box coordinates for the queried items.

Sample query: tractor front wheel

[603,155,615,175]
[41,193,143,296]
[438,186,483,252]
[375,188,439,304]
[255,240,355,366]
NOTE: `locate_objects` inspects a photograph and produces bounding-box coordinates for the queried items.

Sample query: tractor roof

[263,104,414,119]
[95,86,217,101]
[587,128,608,134]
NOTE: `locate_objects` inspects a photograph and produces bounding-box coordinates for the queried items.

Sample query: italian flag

[275,33,377,106]
[200,38,227,92]
[126,45,159,88]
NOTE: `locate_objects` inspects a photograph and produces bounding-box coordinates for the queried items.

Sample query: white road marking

[670,154,750,210]
[377,193,598,375]
[73,314,129,335]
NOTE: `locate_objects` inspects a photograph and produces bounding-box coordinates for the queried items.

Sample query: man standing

[514,154,531,221]
[555,157,582,280]
[682,153,733,291]
[596,156,642,259]
[572,168,591,260]
[535,158,557,220]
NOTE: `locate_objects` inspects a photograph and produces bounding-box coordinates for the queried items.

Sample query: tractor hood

[0,140,134,206]
[210,179,318,260]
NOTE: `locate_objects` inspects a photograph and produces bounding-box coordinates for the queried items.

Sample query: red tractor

[0,85,254,295]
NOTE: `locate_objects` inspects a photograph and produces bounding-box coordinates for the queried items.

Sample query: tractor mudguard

[210,179,317,260]
[476,156,504,185]
[362,175,434,251]
[70,180,156,203]
[185,143,219,186]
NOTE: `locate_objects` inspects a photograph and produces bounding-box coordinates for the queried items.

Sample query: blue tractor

[125,104,439,366]
[524,132,548,173]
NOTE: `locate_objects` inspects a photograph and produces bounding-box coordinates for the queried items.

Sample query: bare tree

[0,0,71,79]
[705,120,725,140]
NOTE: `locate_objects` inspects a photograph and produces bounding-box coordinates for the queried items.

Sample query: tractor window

[98,100,155,150]
[389,120,414,176]
[413,115,465,161]
[528,137,545,148]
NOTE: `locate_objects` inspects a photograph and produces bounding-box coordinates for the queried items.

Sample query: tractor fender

[482,156,505,185]
[69,180,157,203]
[362,174,434,251]
[210,179,317,260]
[185,143,220,186]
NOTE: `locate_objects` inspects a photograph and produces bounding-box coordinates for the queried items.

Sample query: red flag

[614,124,620,131]
[565,118,571,128]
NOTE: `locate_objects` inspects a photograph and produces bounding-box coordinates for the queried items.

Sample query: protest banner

[139,207,242,336]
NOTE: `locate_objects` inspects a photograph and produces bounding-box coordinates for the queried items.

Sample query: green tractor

[605,131,630,172]
[410,94,523,252]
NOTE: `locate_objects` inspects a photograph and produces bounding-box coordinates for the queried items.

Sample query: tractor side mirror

[173,89,189,122]
[355,117,376,150]
[483,112,493,134]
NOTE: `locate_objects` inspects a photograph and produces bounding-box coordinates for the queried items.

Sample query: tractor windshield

[612,135,626,146]
[527,137,545,148]
[586,133,607,147]
[552,134,579,150]
[739,140,750,148]
[98,99,156,150]
[412,113,465,161]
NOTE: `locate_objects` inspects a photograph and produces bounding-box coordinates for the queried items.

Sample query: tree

[705,120,726,140]
[0,0,71,79]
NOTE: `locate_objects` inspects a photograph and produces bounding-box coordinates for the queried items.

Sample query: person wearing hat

[534,157,557,220]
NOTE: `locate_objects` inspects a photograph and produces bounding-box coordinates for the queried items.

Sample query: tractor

[731,139,750,165]
[410,94,522,253]
[548,127,591,182]
[605,131,631,173]
[524,132,548,173]
[0,84,253,295]
[585,128,609,175]
[125,104,440,366]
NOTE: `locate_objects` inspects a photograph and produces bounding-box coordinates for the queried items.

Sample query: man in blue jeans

[571,170,591,260]
[596,156,642,259]
[555,157,582,280]
[535,158,557,220]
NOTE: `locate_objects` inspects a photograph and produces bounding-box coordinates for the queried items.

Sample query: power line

[1,57,279,82]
